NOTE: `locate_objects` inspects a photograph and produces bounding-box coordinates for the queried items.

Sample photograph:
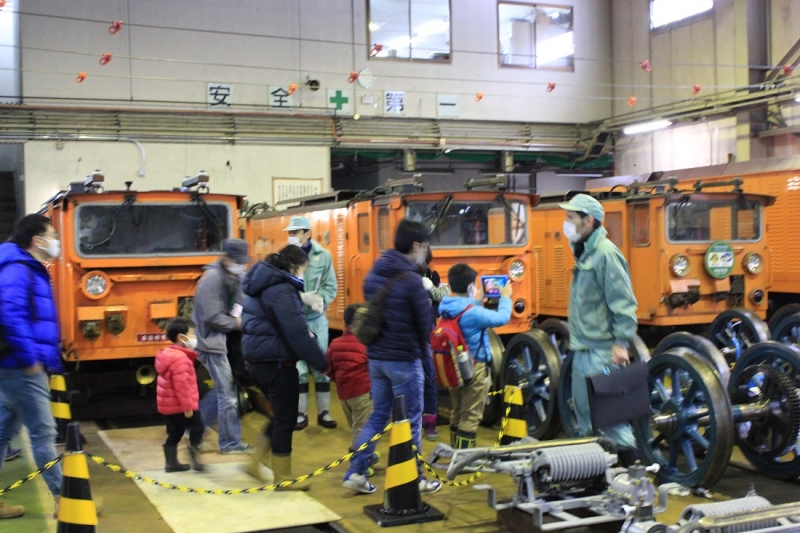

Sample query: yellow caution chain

[0,455,64,496]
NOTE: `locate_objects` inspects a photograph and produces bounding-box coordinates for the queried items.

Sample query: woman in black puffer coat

[241,245,327,490]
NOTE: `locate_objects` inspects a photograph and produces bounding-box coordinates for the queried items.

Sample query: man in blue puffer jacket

[342,219,441,495]
[439,264,511,449]
[0,214,64,519]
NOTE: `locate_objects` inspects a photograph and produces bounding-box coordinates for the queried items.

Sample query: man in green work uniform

[558,194,639,449]
[284,216,339,430]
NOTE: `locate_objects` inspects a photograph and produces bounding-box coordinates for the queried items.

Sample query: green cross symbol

[329,90,349,111]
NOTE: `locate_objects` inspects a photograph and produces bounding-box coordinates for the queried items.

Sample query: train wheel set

[489,304,800,490]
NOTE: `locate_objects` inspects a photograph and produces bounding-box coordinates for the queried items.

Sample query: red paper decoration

[783,65,794,77]
[627,96,637,107]
[692,84,702,95]
[547,82,556,92]
[76,72,88,83]
[474,92,484,102]
[0,1,7,8]
[108,20,124,35]
[347,72,359,84]
[370,44,384,57]
[287,84,298,95]
[640,59,652,73]
[99,53,112,65]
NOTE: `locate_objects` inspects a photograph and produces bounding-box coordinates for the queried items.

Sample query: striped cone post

[363,395,444,527]
[50,374,71,445]
[57,422,97,533]
[501,365,528,445]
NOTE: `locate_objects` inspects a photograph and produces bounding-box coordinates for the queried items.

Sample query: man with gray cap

[284,216,339,430]
[558,194,639,449]
[193,239,253,454]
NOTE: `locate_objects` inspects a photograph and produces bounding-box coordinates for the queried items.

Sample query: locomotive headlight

[743,252,763,274]
[81,271,110,300]
[670,254,691,277]
[508,260,525,281]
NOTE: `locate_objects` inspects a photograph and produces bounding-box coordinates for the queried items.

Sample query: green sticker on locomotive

[705,242,734,279]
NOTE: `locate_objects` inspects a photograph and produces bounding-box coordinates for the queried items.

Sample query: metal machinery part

[772,312,800,346]
[768,304,800,335]
[539,319,570,362]
[443,438,674,533]
[706,308,770,364]
[624,495,800,533]
[654,332,731,389]
[728,341,800,479]
[557,334,651,438]
[501,329,563,439]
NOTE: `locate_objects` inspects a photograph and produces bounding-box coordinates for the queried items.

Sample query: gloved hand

[422,277,434,291]
[301,292,325,313]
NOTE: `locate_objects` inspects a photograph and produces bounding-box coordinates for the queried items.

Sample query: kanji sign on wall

[269,86,295,108]
[207,83,233,108]
[383,91,405,116]
[273,178,323,209]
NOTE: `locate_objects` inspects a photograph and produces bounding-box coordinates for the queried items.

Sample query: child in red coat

[155,317,204,472]
[326,305,379,474]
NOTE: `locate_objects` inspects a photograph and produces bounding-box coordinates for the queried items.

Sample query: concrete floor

[9,388,799,533]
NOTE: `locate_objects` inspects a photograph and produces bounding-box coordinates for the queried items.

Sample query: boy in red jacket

[156,317,204,472]
[326,305,379,474]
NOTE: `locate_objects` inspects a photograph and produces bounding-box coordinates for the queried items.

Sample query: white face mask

[227,263,246,277]
[287,236,301,246]
[182,335,198,351]
[562,220,582,243]
[38,236,61,259]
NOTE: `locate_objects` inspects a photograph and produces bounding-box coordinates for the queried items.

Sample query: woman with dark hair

[241,245,327,490]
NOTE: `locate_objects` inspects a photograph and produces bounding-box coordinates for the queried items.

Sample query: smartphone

[480,275,510,298]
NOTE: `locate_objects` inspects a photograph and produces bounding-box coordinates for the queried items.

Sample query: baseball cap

[284,216,312,232]
[558,194,605,222]
[221,239,252,264]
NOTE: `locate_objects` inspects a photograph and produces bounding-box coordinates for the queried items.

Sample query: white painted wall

[19,0,612,123]
[23,142,330,213]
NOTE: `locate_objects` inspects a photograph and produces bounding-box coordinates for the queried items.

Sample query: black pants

[165,412,205,447]
[250,362,299,455]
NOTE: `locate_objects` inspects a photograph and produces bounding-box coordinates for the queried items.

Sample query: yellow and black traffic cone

[500,365,528,445]
[363,395,444,527]
[57,422,97,533]
[50,374,71,445]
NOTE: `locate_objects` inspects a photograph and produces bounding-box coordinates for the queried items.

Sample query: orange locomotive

[242,178,543,425]
[42,171,243,415]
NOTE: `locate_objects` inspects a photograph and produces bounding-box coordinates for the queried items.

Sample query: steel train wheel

[632,348,734,489]
[501,329,562,440]
[730,342,800,479]
[655,332,731,389]
[768,304,800,335]
[771,312,800,347]
[706,308,770,363]
[539,319,571,360]
[557,334,651,439]
[480,330,505,427]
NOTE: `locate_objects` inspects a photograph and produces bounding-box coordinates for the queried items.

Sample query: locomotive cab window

[666,198,761,243]
[76,202,232,257]
[405,199,527,247]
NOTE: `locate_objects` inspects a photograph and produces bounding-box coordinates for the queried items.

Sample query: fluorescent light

[795,94,800,103]
[623,120,673,135]
[368,22,382,32]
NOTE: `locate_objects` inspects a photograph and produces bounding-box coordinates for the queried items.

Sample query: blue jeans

[197,351,242,451]
[571,349,636,448]
[0,369,62,496]
[421,345,437,415]
[345,359,424,478]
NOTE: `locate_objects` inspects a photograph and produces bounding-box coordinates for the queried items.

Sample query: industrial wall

[612,0,800,174]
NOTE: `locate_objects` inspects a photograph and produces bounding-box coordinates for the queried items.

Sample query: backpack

[430,306,473,388]
[350,272,409,346]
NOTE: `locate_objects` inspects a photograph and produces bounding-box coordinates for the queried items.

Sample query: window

[498,3,574,70]
[405,200,527,247]
[357,213,370,253]
[632,204,650,247]
[76,202,231,257]
[368,0,451,61]
[666,199,761,243]
[651,0,713,30]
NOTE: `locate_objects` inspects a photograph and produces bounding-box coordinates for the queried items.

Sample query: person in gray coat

[193,239,253,454]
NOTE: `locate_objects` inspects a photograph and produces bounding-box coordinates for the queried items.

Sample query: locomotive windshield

[666,197,762,243]
[76,202,232,257]
[406,199,527,247]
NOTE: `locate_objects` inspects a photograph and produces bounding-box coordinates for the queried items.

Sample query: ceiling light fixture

[623,119,673,135]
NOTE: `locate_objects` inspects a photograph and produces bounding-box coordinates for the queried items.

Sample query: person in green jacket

[284,216,339,430]
[558,194,638,449]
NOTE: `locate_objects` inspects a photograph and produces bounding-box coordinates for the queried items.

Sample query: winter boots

[163,444,190,472]
[453,430,476,449]
[244,434,275,484]
[0,498,24,519]
[187,443,205,472]
[423,414,439,441]
[272,454,311,491]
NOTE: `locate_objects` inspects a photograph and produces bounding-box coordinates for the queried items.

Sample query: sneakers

[419,477,442,495]
[0,499,24,519]
[220,442,255,455]
[343,472,376,494]
[3,448,21,461]
[367,451,380,469]
[294,414,309,431]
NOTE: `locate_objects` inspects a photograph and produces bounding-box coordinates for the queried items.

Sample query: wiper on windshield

[80,194,136,249]
[428,195,453,234]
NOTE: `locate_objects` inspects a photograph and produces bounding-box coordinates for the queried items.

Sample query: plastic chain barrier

[0,455,64,496]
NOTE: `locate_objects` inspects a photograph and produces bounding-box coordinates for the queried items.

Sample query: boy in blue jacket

[438,264,512,449]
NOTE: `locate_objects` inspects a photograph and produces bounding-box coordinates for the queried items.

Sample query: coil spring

[534,443,608,482]
[680,497,775,533]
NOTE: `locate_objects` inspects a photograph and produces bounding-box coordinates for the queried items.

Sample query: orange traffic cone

[57,422,97,533]
[50,374,71,445]
[501,365,528,445]
[363,395,444,527]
